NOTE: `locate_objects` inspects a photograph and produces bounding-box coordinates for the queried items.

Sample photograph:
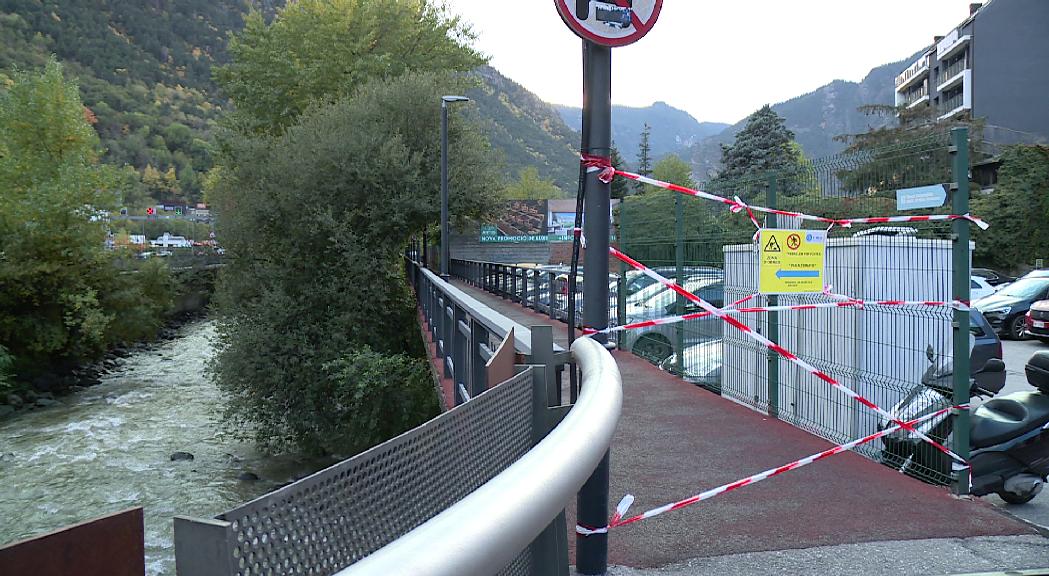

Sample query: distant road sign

[759,229,826,294]
[896,184,947,211]
[555,0,662,47]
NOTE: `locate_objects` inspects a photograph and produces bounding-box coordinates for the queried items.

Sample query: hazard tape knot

[580,153,616,184]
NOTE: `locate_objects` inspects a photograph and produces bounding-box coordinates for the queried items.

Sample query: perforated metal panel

[217,368,536,576]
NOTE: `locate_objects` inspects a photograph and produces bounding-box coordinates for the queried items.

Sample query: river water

[0,320,321,575]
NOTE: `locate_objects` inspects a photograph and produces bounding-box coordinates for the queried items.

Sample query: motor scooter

[880,348,1049,504]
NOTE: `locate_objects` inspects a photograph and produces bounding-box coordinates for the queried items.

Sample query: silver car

[660,339,723,392]
[619,276,724,362]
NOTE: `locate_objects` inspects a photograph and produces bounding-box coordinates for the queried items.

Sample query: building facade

[894,0,1049,141]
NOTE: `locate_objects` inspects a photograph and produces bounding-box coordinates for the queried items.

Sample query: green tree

[653,154,696,190]
[609,144,629,199]
[209,72,502,454]
[637,123,652,176]
[717,105,806,198]
[215,0,484,134]
[504,166,562,200]
[971,145,1049,271]
[0,59,116,369]
[0,59,173,377]
[835,104,976,196]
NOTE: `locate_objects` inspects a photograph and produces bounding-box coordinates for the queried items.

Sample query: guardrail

[338,336,622,576]
[174,259,621,575]
[410,259,570,405]
[451,257,626,334]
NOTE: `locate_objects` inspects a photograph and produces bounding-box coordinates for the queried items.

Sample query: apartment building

[894,0,1049,141]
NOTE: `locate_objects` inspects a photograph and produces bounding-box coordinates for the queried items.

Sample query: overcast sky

[443,0,981,124]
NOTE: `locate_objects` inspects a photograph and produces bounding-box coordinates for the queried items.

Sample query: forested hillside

[466,66,580,191]
[0,0,269,201]
[0,2,584,200]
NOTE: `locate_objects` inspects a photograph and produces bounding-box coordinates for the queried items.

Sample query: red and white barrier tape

[606,166,989,231]
[583,297,967,336]
[576,404,964,536]
[609,246,967,465]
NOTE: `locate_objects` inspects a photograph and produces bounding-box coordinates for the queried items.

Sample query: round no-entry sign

[554,0,662,47]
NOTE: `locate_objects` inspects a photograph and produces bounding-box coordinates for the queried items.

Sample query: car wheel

[633,335,672,364]
[998,489,1039,505]
[1008,315,1029,341]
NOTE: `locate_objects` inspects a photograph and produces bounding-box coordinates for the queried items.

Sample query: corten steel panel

[0,507,144,576]
[486,327,517,390]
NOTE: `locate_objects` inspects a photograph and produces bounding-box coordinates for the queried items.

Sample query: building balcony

[939,92,971,121]
[907,94,930,110]
[936,31,971,61]
[937,64,969,93]
[895,54,930,92]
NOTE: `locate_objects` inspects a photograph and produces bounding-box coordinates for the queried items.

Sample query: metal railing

[173,258,621,576]
[338,336,622,576]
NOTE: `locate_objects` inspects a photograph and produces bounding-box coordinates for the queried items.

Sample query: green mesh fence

[616,132,976,485]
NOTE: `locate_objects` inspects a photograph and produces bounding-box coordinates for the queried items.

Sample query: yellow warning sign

[758,228,826,294]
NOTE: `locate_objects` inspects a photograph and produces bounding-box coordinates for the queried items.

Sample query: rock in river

[170,451,195,462]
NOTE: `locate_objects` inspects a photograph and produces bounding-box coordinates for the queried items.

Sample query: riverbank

[0,309,208,420]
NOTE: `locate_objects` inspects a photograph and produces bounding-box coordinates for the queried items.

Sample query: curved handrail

[336,337,622,576]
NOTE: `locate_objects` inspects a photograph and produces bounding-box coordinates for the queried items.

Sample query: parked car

[970,276,996,301]
[973,267,1016,287]
[974,273,1049,339]
[1026,300,1049,343]
[620,276,725,362]
[619,266,722,300]
[659,339,723,393]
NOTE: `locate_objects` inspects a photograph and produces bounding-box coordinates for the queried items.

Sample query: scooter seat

[970,391,1049,449]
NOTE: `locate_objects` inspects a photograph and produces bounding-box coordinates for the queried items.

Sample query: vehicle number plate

[1034,320,1047,329]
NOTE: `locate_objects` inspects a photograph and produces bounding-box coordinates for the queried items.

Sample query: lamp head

[441,95,471,104]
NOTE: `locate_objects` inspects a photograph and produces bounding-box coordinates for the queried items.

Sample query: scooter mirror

[926,344,935,363]
[979,358,1006,373]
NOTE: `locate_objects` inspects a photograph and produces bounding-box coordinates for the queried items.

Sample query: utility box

[722,234,972,442]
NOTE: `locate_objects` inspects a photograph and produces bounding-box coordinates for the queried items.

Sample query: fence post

[618,200,627,349]
[766,174,780,418]
[950,127,972,495]
[549,268,558,318]
[674,193,685,375]
[529,326,569,575]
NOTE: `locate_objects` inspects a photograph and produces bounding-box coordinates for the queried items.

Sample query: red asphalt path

[450,280,1034,568]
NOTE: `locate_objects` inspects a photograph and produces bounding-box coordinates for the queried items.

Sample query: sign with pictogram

[554,0,662,47]
[758,228,826,294]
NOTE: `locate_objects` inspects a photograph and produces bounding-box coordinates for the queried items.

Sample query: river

[0,320,323,575]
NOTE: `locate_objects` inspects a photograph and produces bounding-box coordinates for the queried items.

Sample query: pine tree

[637,123,653,177]
[609,144,629,199]
[718,105,799,183]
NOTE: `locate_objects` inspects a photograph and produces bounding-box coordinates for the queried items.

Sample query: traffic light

[146,207,155,216]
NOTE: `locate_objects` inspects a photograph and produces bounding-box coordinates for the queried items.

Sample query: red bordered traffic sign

[554,0,662,47]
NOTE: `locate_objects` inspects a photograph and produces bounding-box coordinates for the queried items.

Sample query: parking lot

[987,338,1049,529]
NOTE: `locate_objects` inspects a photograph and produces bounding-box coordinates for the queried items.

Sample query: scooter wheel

[997,490,1039,505]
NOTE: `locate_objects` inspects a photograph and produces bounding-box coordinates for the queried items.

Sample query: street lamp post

[441,95,470,281]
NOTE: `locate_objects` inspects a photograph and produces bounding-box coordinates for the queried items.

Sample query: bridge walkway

[448,279,1036,569]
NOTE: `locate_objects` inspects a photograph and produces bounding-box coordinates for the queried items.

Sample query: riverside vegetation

[0,60,201,414]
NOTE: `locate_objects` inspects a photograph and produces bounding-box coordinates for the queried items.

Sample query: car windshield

[997,277,1049,299]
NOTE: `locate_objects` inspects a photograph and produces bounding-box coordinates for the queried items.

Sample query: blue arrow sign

[776,270,820,278]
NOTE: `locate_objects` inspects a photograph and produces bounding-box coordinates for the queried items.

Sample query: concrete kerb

[570,535,1049,576]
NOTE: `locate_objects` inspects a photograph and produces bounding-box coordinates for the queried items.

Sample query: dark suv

[975,271,1049,340]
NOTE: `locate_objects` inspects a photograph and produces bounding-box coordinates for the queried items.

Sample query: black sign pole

[576,40,612,576]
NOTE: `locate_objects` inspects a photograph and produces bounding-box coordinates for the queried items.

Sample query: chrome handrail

[336,336,622,576]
